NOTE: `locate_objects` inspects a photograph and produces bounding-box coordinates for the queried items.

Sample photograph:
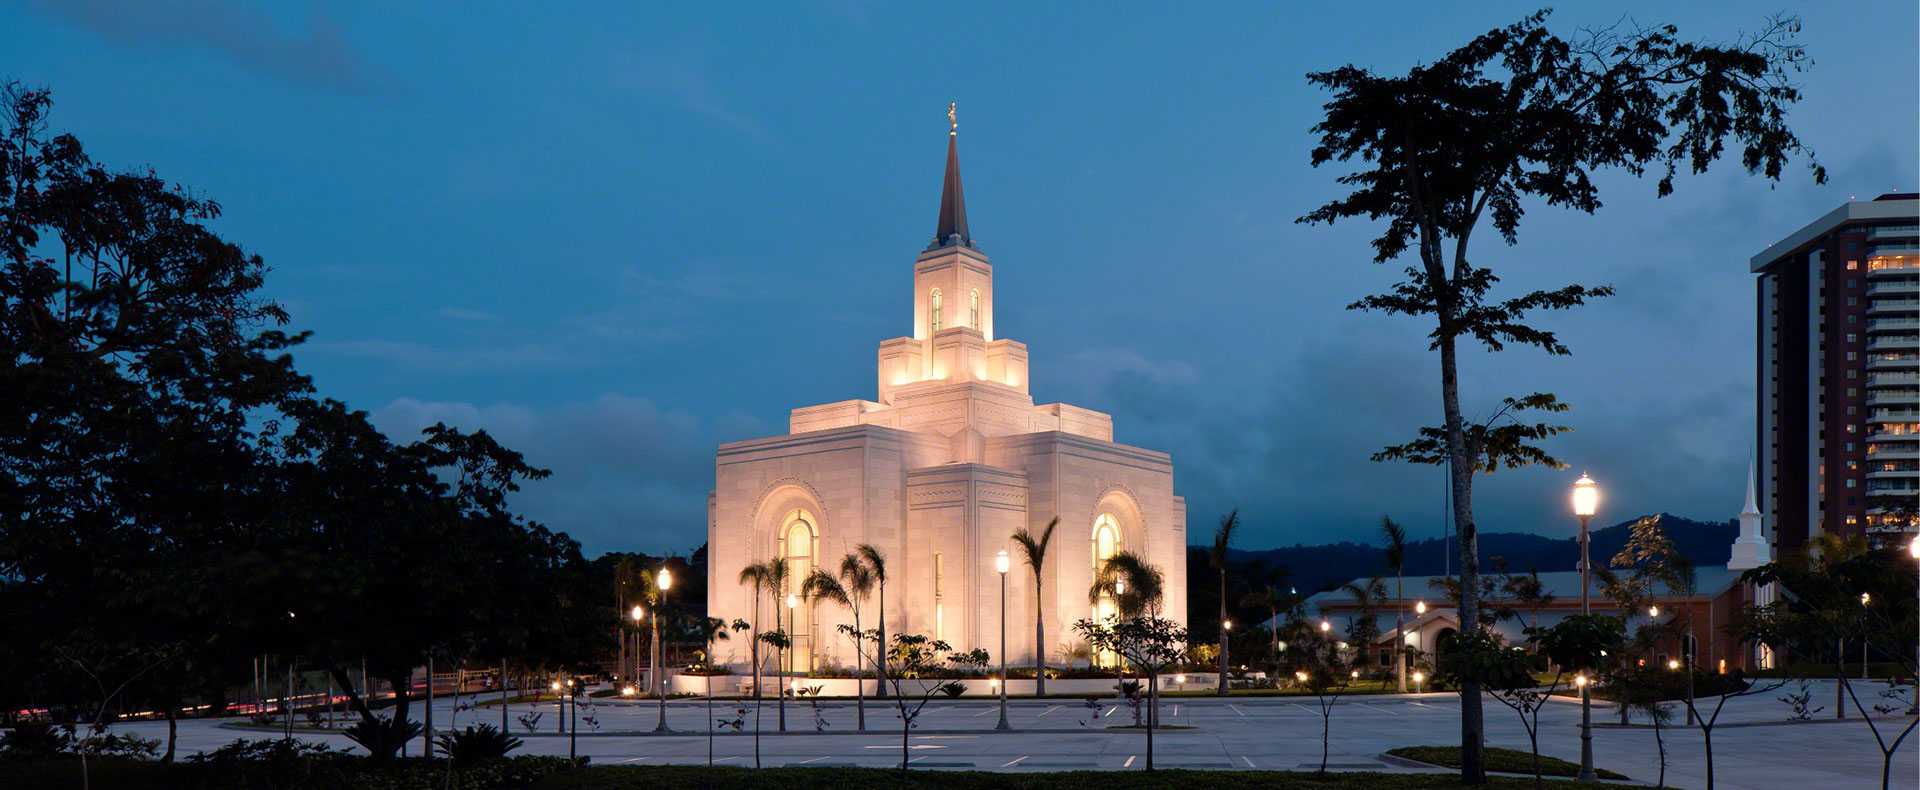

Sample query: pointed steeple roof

[1741,458,1761,516]
[930,103,975,251]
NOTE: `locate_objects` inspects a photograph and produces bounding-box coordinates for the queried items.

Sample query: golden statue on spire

[948,102,956,134]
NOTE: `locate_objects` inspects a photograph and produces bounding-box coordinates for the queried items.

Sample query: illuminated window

[1091,514,1122,666]
[933,552,945,640]
[930,289,943,332]
[970,288,980,327]
[781,510,816,671]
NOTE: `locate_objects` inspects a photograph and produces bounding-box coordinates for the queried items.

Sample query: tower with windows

[708,109,1187,675]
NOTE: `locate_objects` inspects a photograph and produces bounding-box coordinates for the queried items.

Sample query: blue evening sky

[5,1,1914,556]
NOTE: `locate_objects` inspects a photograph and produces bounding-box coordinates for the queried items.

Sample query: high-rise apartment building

[1754,193,1919,552]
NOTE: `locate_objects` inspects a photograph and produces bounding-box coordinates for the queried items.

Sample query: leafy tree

[1737,535,1917,790]
[1009,517,1059,696]
[840,630,987,779]
[1289,635,1355,773]
[1073,617,1187,770]
[1440,629,1557,790]
[1299,10,1822,782]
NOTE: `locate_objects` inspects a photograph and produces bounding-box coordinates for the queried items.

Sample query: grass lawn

[1386,746,1629,781]
[531,765,1600,789]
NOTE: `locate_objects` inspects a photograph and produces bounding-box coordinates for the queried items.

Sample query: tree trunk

[1034,579,1047,697]
[163,707,176,763]
[1442,328,1487,785]
[875,583,888,699]
[1145,673,1157,771]
[1218,572,1229,696]
[853,609,865,731]
[1396,573,1406,693]
[1703,726,1715,790]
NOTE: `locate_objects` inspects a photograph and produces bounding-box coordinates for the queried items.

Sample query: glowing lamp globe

[1572,474,1599,518]
[658,567,672,592]
[996,549,1010,575]
[632,605,644,622]
[786,593,797,609]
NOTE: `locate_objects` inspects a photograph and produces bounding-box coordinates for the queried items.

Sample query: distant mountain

[1222,514,1737,597]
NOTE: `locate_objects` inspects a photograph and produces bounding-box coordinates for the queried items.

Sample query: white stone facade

[706,128,1186,672]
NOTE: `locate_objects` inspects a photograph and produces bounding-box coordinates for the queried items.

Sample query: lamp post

[996,549,1011,731]
[783,592,797,732]
[1571,472,1599,783]
[1222,620,1232,695]
[654,567,674,732]
[1861,592,1871,681]
[1910,537,1919,708]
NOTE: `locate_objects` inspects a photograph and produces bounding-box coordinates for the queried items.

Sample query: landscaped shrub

[433,724,523,767]
[343,717,425,763]
[0,721,70,759]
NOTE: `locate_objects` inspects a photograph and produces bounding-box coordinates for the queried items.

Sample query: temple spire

[930,102,974,251]
[1741,457,1761,516]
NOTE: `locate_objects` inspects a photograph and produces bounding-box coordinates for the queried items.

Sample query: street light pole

[996,549,1011,731]
[655,567,674,733]
[1572,473,1599,784]
[1222,620,1232,696]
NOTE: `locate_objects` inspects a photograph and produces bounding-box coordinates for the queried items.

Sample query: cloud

[1067,335,1746,550]
[605,46,775,144]
[436,307,496,323]
[301,339,593,371]
[370,394,771,555]
[29,0,374,93]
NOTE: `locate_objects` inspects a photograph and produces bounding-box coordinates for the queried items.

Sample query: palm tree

[1210,510,1240,695]
[735,560,772,766]
[1091,550,1164,619]
[1089,551,1167,724]
[1241,584,1290,670]
[1500,563,1555,639]
[1380,516,1409,692]
[759,555,792,732]
[804,556,876,730]
[1340,576,1387,672]
[856,543,889,695]
[1010,517,1059,696]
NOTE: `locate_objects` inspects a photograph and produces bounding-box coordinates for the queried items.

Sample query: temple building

[706,110,1187,673]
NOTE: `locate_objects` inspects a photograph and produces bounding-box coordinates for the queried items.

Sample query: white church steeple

[1727,458,1770,570]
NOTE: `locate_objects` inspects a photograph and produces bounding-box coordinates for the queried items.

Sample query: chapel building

[706,114,1187,673]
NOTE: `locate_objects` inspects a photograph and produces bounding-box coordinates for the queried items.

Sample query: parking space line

[1001,756,1029,767]
[797,756,830,764]
[1037,705,1059,717]
[1123,755,1136,767]
[1241,755,1256,768]
[1228,703,1248,718]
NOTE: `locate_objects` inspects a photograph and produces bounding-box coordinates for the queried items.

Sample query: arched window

[780,509,816,671]
[969,288,980,327]
[930,288,943,332]
[1091,513,1123,666]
